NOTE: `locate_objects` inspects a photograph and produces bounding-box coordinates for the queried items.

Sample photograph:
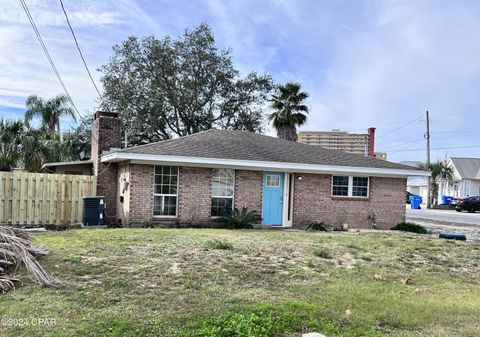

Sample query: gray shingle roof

[450,157,480,180]
[399,161,423,168]
[119,129,422,171]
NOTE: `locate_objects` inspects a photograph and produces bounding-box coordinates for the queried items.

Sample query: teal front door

[262,172,284,226]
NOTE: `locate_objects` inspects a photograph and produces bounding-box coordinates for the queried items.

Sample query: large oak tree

[100,23,274,145]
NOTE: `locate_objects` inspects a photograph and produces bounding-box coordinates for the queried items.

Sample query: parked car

[455,196,480,213]
[406,191,421,204]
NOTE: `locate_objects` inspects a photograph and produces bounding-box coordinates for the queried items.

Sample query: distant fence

[0,172,96,226]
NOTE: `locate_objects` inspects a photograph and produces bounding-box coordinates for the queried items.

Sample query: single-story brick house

[52,112,430,228]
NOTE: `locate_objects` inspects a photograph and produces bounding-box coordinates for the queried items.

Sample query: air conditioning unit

[82,196,105,226]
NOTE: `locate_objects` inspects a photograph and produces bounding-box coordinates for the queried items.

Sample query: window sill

[331,196,370,201]
[152,216,178,220]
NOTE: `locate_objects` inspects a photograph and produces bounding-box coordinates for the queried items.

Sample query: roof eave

[101,152,431,178]
[41,160,93,170]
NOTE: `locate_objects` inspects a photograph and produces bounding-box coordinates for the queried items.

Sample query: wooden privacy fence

[0,172,96,226]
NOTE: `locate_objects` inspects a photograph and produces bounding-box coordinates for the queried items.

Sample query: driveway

[406,206,480,226]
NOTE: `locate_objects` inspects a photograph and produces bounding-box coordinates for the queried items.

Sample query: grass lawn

[1,228,480,337]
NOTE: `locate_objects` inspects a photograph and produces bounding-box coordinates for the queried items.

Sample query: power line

[381,137,425,152]
[345,117,424,131]
[20,0,99,145]
[387,145,480,153]
[20,0,81,120]
[376,117,422,139]
[432,130,480,135]
[429,107,480,120]
[59,0,105,105]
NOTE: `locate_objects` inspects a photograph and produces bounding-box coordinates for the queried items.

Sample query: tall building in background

[298,127,379,157]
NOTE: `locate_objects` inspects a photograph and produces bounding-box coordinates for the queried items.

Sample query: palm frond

[24,94,75,133]
[0,226,59,293]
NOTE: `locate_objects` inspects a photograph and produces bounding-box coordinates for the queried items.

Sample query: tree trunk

[431,182,439,205]
[276,126,298,142]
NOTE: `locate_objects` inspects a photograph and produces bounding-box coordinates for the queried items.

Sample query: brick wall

[292,174,406,229]
[117,165,213,226]
[115,164,406,229]
[91,112,122,225]
[234,170,263,213]
[178,167,212,224]
[128,165,155,224]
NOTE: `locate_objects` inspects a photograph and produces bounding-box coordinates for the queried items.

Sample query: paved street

[406,206,480,241]
[406,206,480,226]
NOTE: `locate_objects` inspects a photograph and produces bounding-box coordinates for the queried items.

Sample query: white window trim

[331,175,370,198]
[153,165,179,218]
[211,168,235,218]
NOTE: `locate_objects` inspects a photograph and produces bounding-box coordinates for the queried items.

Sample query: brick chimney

[91,111,122,225]
[367,127,376,158]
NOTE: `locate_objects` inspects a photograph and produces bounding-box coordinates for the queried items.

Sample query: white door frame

[281,173,293,227]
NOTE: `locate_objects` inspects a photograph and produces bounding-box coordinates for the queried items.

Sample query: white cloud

[0,0,136,117]
[302,1,480,161]
[0,1,122,27]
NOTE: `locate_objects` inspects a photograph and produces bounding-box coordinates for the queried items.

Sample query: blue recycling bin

[409,195,422,209]
[441,196,453,205]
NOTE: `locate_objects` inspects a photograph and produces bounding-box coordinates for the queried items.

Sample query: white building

[400,161,428,202]
[439,157,480,198]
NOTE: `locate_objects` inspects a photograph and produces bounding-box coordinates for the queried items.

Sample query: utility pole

[425,110,431,209]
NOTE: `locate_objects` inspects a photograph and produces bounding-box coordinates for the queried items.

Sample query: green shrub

[314,248,332,259]
[216,207,262,229]
[391,222,429,234]
[305,221,333,232]
[203,238,233,250]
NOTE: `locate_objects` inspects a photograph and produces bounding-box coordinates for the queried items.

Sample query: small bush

[216,207,262,229]
[203,238,233,251]
[391,222,429,234]
[305,222,333,232]
[314,248,332,259]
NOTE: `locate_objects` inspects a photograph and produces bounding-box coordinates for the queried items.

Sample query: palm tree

[419,161,453,206]
[24,94,75,133]
[269,82,309,141]
[21,128,49,173]
[0,119,24,171]
[21,131,80,173]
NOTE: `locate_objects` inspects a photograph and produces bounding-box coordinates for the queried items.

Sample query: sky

[1,0,480,163]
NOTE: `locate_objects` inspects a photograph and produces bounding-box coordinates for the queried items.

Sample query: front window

[153,166,178,216]
[211,168,235,217]
[332,176,369,198]
[352,177,369,197]
[332,176,349,196]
